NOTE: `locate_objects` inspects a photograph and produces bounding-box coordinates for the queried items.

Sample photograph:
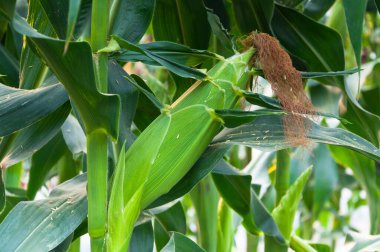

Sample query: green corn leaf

[13,14,120,138]
[65,0,82,51]
[330,146,380,234]
[0,83,68,137]
[0,174,87,252]
[26,133,67,200]
[212,162,285,243]
[215,109,285,128]
[152,0,210,50]
[301,68,360,78]
[113,36,207,80]
[152,202,187,251]
[61,115,86,157]
[0,44,19,87]
[19,0,56,89]
[312,145,338,217]
[0,102,71,168]
[113,41,222,67]
[0,0,16,20]
[343,0,367,69]
[108,114,171,252]
[161,232,206,252]
[129,221,154,252]
[109,0,155,43]
[348,232,380,252]
[212,115,380,162]
[272,166,312,240]
[304,0,335,20]
[272,4,345,86]
[232,0,274,34]
[108,61,139,148]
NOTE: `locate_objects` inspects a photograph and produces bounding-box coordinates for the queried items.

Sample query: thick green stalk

[275,149,291,205]
[89,1,109,250]
[91,0,109,93]
[87,131,108,251]
[289,235,317,252]
[217,199,233,252]
[190,175,219,252]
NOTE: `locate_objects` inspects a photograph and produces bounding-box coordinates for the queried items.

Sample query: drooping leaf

[212,162,285,243]
[0,102,71,168]
[152,0,211,49]
[0,83,68,137]
[113,36,207,80]
[272,166,312,240]
[207,11,234,54]
[129,221,154,252]
[161,232,205,252]
[114,41,222,68]
[232,0,274,34]
[272,4,345,86]
[215,109,285,128]
[0,174,87,252]
[212,115,380,162]
[13,15,120,138]
[109,0,154,43]
[343,0,367,69]
[152,202,187,250]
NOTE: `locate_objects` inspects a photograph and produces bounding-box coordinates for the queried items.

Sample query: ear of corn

[108,49,254,249]
[108,114,171,252]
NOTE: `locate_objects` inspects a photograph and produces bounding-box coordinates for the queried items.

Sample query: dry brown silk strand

[242,32,315,146]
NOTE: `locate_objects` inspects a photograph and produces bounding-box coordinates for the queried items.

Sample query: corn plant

[0,0,380,252]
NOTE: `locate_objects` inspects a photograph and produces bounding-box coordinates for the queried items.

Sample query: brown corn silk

[242,33,315,146]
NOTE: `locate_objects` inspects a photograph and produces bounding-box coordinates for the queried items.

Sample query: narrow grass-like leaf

[212,115,380,162]
[272,166,312,240]
[0,102,71,168]
[114,41,222,67]
[65,0,82,51]
[113,36,207,79]
[108,114,171,251]
[301,69,360,78]
[161,232,206,252]
[0,174,87,252]
[0,83,68,137]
